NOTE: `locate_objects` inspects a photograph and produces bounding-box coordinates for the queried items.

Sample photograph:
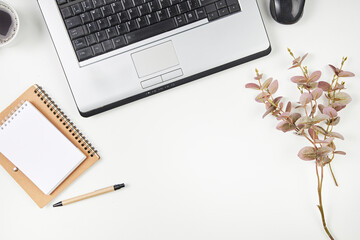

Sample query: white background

[1,0,359,239]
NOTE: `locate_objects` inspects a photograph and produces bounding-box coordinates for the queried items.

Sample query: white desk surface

[1,0,359,239]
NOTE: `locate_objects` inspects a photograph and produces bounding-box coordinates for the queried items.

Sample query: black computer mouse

[270,0,305,24]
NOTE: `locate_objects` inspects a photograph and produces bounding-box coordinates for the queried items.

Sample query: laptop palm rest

[131,41,180,78]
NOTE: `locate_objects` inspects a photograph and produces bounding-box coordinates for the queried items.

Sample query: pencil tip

[53,202,63,207]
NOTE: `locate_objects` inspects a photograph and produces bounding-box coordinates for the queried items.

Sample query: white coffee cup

[0,0,19,47]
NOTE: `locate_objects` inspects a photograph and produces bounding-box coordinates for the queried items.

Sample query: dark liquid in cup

[0,9,12,37]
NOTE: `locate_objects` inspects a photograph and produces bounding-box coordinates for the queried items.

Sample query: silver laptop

[38,0,270,117]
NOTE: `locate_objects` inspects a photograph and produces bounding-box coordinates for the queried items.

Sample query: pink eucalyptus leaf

[329,64,340,75]
[261,78,273,90]
[298,146,316,160]
[334,151,346,155]
[276,121,296,133]
[323,106,338,118]
[334,92,352,105]
[327,131,344,140]
[268,80,279,94]
[318,81,331,91]
[332,103,347,112]
[262,106,276,118]
[308,128,318,140]
[289,113,301,123]
[316,146,333,157]
[311,88,323,100]
[273,96,283,105]
[312,113,330,123]
[276,112,290,120]
[285,101,292,112]
[333,83,345,90]
[313,125,327,135]
[291,76,307,84]
[254,73,263,81]
[326,117,340,126]
[318,104,325,113]
[309,71,322,82]
[245,83,260,90]
[255,92,270,103]
[299,92,313,105]
[338,71,355,77]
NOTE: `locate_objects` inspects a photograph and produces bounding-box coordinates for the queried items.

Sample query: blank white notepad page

[0,101,86,195]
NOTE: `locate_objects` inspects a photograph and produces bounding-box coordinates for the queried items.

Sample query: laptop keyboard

[56,0,241,62]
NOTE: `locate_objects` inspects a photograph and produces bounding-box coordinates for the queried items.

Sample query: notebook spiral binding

[0,100,26,130]
[33,85,99,158]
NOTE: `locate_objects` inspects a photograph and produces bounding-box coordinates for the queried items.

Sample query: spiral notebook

[0,85,100,207]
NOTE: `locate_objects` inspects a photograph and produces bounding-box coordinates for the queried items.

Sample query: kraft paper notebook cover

[0,85,100,208]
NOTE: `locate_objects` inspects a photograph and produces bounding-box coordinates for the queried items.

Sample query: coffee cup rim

[0,0,20,47]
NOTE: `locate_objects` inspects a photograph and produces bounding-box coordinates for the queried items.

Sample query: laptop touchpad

[131,41,179,78]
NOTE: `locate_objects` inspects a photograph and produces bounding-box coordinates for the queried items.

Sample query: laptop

[38,0,270,117]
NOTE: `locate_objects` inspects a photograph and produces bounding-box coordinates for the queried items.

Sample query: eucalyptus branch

[245,50,354,239]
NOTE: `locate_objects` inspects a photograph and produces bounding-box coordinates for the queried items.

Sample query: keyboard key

[71,3,84,15]
[65,16,82,29]
[86,22,99,33]
[146,12,158,24]
[207,10,218,20]
[218,7,229,16]
[123,0,135,9]
[57,0,67,5]
[76,47,93,61]
[106,26,118,38]
[124,18,176,44]
[92,43,105,55]
[80,12,92,24]
[136,16,149,28]
[112,36,127,48]
[118,11,130,22]
[174,14,186,26]
[93,0,106,7]
[68,26,86,39]
[101,5,114,17]
[205,4,216,13]
[195,7,206,19]
[82,0,95,11]
[138,4,151,16]
[61,7,73,19]
[171,0,181,5]
[126,19,139,31]
[95,30,108,41]
[159,0,171,8]
[107,15,120,26]
[134,0,145,6]
[97,18,110,29]
[199,0,217,6]
[85,34,98,45]
[167,5,179,17]
[228,3,240,12]
[215,0,227,9]
[225,0,238,6]
[90,9,103,20]
[185,10,197,22]
[116,23,129,34]
[72,37,88,50]
[105,0,116,3]
[148,1,161,11]
[111,2,125,12]
[102,39,114,52]
[188,0,200,10]
[128,7,140,19]
[177,2,189,14]
[156,9,169,21]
